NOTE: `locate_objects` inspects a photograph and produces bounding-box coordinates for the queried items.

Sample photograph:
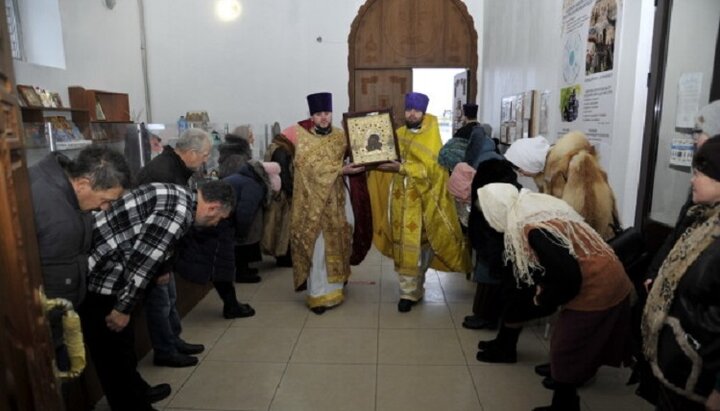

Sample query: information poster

[558,0,620,158]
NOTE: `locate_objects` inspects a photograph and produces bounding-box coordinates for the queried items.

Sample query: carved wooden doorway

[349,0,478,127]
[0,4,64,411]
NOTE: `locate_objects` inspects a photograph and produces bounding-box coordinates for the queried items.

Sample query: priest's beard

[314,125,332,135]
[405,120,422,130]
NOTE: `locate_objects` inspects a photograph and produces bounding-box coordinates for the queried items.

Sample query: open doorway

[413,68,467,142]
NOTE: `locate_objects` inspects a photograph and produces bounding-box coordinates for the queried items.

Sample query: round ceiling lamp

[216,0,242,22]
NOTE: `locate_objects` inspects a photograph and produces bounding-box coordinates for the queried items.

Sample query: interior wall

[480,0,655,225]
[142,0,483,132]
[13,0,145,120]
[12,0,483,135]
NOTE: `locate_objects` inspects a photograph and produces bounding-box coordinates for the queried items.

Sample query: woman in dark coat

[642,137,720,411]
[477,183,633,411]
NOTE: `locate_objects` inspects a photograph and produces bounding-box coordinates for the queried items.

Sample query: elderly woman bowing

[476,183,633,411]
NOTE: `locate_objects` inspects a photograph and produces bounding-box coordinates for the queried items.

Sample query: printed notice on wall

[669,133,695,167]
[557,0,620,169]
[675,72,703,129]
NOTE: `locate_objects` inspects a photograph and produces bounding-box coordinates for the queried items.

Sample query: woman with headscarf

[448,129,521,330]
[476,183,633,411]
[221,128,263,282]
[641,137,720,411]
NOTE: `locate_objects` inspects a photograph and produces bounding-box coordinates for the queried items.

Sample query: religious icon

[343,109,400,166]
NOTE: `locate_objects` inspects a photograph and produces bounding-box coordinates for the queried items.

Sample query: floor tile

[304,299,379,329]
[168,360,285,410]
[270,363,376,411]
[470,364,550,411]
[291,327,377,364]
[379,302,454,329]
[377,365,480,411]
[229,301,309,329]
[207,327,301,363]
[378,329,465,365]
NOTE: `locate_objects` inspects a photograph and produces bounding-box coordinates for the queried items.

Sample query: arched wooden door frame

[348,0,478,119]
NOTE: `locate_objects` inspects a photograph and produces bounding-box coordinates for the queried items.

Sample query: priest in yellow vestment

[369,92,470,312]
[290,92,365,314]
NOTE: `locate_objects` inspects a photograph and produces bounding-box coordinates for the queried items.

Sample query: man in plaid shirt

[79,180,235,411]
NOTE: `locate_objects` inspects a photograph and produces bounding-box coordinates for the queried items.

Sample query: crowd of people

[28,93,720,410]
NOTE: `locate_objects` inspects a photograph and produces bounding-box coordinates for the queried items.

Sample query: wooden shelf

[20,106,89,124]
[68,86,130,122]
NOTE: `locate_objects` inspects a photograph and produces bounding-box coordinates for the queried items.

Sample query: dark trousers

[79,292,154,411]
[144,273,182,356]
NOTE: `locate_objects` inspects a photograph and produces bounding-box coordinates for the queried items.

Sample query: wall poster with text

[558,0,621,166]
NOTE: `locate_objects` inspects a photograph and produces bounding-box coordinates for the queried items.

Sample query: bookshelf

[68,86,131,122]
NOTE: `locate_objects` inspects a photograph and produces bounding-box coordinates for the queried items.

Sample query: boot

[476,325,520,363]
[532,384,580,411]
[214,281,256,319]
[235,260,261,283]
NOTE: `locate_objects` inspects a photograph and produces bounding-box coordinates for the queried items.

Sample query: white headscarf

[504,136,550,174]
[476,183,611,286]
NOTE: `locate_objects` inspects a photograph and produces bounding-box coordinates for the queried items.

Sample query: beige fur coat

[533,131,619,240]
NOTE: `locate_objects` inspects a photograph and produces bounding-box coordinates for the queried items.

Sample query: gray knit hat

[696,100,720,138]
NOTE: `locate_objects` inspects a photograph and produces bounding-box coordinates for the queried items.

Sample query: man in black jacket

[28,146,136,398]
[136,128,211,368]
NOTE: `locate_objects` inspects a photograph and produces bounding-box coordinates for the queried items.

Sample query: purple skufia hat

[307,92,333,115]
[405,92,429,112]
[463,103,478,118]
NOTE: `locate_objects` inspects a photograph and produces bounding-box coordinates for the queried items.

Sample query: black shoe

[145,383,171,403]
[153,353,199,368]
[397,299,416,313]
[542,376,557,390]
[235,274,262,283]
[176,340,204,355]
[310,306,327,315]
[276,256,293,267]
[477,338,499,351]
[223,303,256,319]
[532,391,580,411]
[476,345,517,363]
[462,315,498,330]
[535,362,551,377]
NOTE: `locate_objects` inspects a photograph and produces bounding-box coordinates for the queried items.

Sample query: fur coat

[533,131,619,240]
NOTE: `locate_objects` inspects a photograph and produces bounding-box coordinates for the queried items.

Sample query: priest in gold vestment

[370,92,470,312]
[290,92,365,314]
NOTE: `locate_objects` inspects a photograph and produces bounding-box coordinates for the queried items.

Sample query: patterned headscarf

[476,183,611,285]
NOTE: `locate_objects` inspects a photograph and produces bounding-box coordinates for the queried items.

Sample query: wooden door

[354,69,411,128]
[0,5,64,411]
[349,0,478,113]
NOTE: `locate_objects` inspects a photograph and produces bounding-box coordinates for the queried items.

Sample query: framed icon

[342,109,400,166]
[17,85,43,107]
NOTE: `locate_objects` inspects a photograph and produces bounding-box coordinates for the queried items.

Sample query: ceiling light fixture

[216,0,242,22]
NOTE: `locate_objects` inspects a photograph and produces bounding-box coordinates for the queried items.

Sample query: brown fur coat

[534,131,619,240]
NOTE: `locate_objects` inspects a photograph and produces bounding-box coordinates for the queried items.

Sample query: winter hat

[405,92,430,112]
[693,136,720,181]
[307,92,333,115]
[231,125,252,142]
[463,104,479,119]
[262,161,282,192]
[504,136,550,174]
[696,100,720,138]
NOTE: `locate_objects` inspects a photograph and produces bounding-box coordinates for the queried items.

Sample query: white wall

[13,0,146,120]
[12,0,483,134]
[142,0,483,132]
[480,0,654,225]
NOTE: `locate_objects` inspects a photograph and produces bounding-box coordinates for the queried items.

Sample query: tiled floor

[97,248,654,411]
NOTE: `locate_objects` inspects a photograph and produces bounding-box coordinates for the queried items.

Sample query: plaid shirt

[88,183,195,313]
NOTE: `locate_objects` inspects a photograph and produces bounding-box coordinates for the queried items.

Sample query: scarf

[447,162,476,204]
[476,183,611,286]
[641,202,720,402]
